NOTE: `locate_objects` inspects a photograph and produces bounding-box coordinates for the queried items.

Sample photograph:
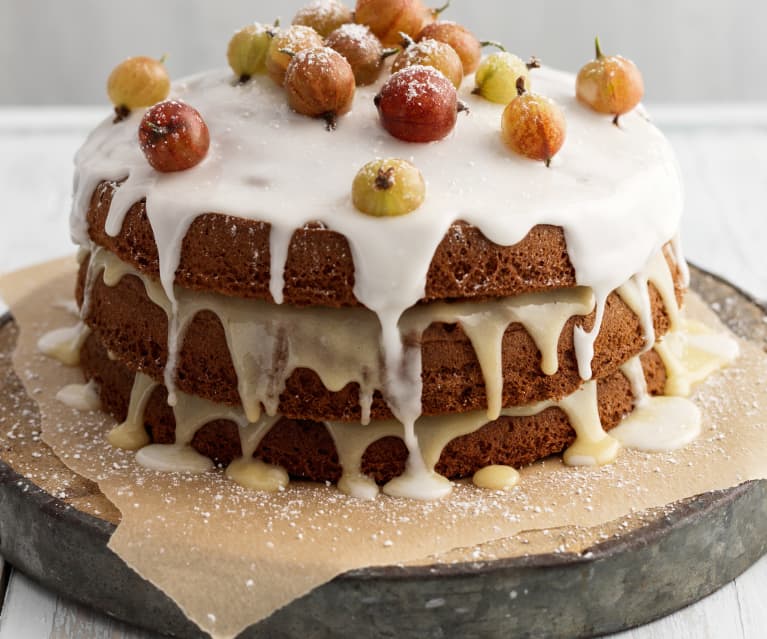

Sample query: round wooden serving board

[0,265,765,639]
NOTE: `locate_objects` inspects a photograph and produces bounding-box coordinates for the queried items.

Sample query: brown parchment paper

[1,257,767,639]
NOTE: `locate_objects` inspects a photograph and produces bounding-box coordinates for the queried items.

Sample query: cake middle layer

[76,246,683,423]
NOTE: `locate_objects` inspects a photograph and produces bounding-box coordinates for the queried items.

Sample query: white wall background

[1,0,765,105]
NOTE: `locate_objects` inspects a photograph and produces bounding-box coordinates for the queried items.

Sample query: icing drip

[107,372,157,450]
[572,291,607,381]
[325,421,401,500]
[616,250,680,354]
[612,355,701,452]
[328,379,617,500]
[472,465,520,491]
[617,275,655,352]
[670,234,691,288]
[136,390,241,474]
[38,322,91,366]
[85,251,599,430]
[226,415,287,492]
[55,379,101,411]
[403,288,594,420]
[558,382,620,466]
[620,356,650,406]
[226,459,289,493]
[654,318,740,397]
[611,395,701,453]
[136,444,213,474]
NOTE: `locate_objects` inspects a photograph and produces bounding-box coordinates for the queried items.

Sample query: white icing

[670,234,691,288]
[611,396,701,452]
[38,323,91,366]
[226,415,288,492]
[558,382,620,466]
[655,318,740,397]
[616,250,680,353]
[404,287,594,420]
[614,355,701,452]
[472,465,520,491]
[108,371,157,450]
[55,379,101,411]
[621,356,650,406]
[136,444,214,474]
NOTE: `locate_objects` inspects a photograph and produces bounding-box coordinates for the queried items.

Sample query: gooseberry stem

[515,76,526,96]
[434,0,451,16]
[526,56,541,70]
[381,48,400,60]
[323,111,338,131]
[613,114,621,127]
[375,167,395,190]
[112,105,130,124]
[399,32,415,49]
[267,19,280,38]
[595,36,603,59]
[480,41,506,52]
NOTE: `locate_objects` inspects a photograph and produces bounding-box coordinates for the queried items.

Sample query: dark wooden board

[0,265,765,639]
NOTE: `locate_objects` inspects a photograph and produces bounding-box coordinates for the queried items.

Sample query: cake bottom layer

[81,331,667,483]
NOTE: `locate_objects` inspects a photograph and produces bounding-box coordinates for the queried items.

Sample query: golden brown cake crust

[80,329,666,482]
[78,255,681,421]
[86,180,579,307]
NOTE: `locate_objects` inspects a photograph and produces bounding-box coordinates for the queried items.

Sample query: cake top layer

[71,64,682,324]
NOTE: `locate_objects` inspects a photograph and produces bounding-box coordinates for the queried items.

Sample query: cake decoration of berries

[576,37,644,125]
[324,23,397,86]
[391,35,464,89]
[293,0,353,37]
[473,52,540,104]
[501,77,566,167]
[375,65,467,143]
[354,0,448,46]
[352,158,426,217]
[284,47,356,129]
[107,56,170,122]
[227,22,276,83]
[138,100,210,172]
[266,25,324,86]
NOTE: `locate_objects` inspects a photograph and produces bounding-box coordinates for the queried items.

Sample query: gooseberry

[417,20,482,74]
[138,100,210,172]
[227,23,274,82]
[284,47,356,129]
[501,78,566,167]
[293,0,353,37]
[266,25,324,86]
[375,65,465,143]
[355,0,434,46]
[107,56,170,121]
[352,158,426,217]
[325,23,395,86]
[391,36,463,89]
[576,37,644,125]
[473,52,539,104]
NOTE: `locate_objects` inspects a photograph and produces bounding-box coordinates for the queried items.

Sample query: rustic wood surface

[0,105,765,637]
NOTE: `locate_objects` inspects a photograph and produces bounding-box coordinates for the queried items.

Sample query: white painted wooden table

[0,106,765,638]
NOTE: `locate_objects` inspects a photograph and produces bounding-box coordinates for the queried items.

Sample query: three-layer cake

[67,64,691,500]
